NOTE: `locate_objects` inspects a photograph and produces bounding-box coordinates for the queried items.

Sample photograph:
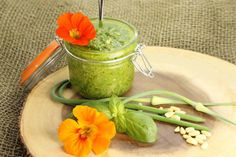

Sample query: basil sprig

[124,110,158,143]
[84,96,158,143]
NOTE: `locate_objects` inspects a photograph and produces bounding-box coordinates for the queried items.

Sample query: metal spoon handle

[98,0,104,21]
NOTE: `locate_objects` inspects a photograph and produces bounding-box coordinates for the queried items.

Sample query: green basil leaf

[108,95,125,115]
[124,111,158,143]
[82,101,112,120]
[113,114,126,133]
[108,96,126,133]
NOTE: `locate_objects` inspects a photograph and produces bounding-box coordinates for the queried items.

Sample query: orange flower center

[69,28,80,39]
[79,124,97,140]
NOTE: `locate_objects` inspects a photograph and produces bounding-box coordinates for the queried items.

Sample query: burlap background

[0,0,235,156]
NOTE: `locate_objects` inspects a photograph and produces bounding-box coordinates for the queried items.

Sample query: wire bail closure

[55,36,63,47]
[55,37,154,78]
[132,44,155,78]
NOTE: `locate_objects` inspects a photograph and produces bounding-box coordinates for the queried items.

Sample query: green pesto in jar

[65,18,138,98]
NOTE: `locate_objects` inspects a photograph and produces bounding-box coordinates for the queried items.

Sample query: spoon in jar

[98,0,104,27]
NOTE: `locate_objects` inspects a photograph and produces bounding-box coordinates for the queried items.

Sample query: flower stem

[50,80,109,105]
[123,90,197,106]
[195,103,236,125]
[151,96,184,105]
[52,81,236,126]
[144,112,209,131]
[53,80,236,107]
[149,96,236,107]
[123,90,236,126]
[204,102,236,106]
[125,103,205,123]
[133,98,151,103]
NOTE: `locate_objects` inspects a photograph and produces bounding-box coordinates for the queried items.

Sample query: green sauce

[88,27,126,51]
[66,18,138,98]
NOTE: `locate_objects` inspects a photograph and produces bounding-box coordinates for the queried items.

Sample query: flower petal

[56,27,71,40]
[57,13,73,30]
[58,106,116,157]
[83,25,96,39]
[94,112,109,125]
[94,113,116,139]
[78,16,92,35]
[58,119,80,142]
[56,12,95,46]
[56,27,81,44]
[73,106,98,124]
[96,120,116,139]
[64,134,92,157]
[71,12,85,28]
[92,136,110,155]
[72,37,90,46]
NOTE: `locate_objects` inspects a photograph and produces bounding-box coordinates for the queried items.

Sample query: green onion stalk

[123,90,236,125]
[137,96,236,107]
[144,113,209,131]
[125,103,205,123]
[51,80,236,127]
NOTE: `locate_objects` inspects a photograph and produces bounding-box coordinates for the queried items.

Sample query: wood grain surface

[20,47,236,157]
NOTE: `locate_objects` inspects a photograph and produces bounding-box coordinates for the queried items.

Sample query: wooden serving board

[20,47,236,157]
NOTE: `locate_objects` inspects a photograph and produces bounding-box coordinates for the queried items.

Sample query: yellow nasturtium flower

[58,106,116,157]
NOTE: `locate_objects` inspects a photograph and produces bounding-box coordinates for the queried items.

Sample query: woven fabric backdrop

[0,0,235,156]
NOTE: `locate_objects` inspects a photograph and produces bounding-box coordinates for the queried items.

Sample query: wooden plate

[20,47,236,157]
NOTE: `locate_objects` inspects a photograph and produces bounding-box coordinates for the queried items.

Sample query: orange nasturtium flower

[58,106,116,157]
[56,12,96,46]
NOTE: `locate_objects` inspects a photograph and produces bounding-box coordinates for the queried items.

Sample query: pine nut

[183,134,191,139]
[189,130,200,136]
[171,115,181,121]
[180,127,186,135]
[170,106,181,112]
[185,127,195,133]
[197,139,204,144]
[186,137,198,145]
[201,142,208,149]
[168,108,174,112]
[165,111,175,118]
[201,131,211,137]
[174,126,180,133]
[196,134,207,141]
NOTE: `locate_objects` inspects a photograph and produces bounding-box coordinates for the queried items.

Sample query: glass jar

[64,18,138,99]
[20,18,153,93]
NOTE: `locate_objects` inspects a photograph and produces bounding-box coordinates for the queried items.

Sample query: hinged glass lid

[20,39,65,91]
